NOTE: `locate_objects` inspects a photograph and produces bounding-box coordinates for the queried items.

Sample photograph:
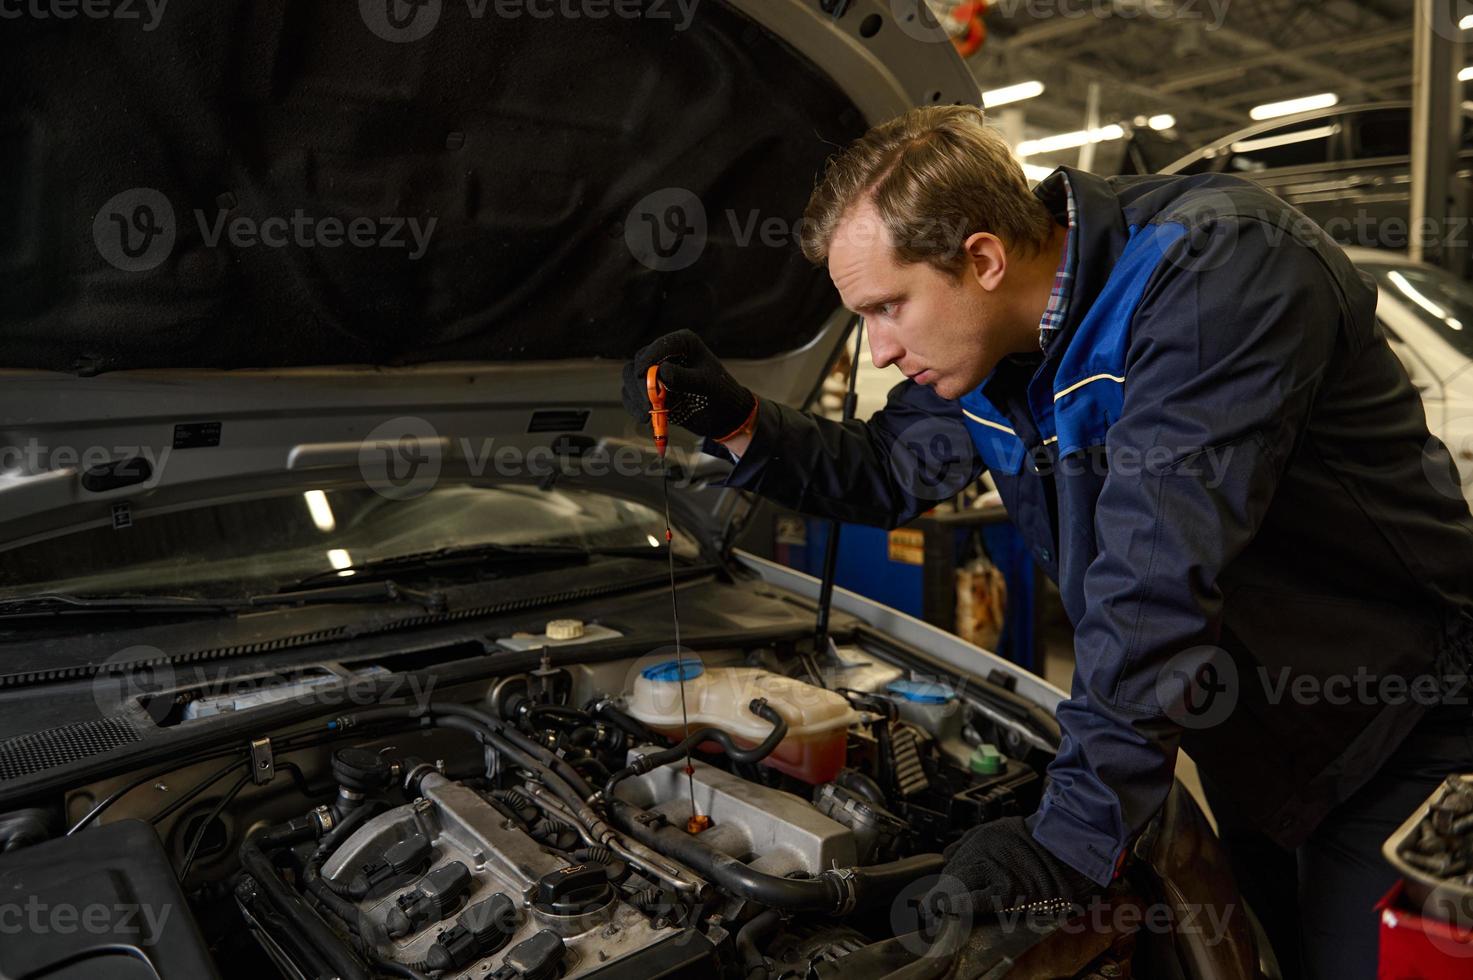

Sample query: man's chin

[931,377,965,401]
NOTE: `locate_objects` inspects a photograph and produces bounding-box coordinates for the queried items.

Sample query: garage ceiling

[958,0,1423,164]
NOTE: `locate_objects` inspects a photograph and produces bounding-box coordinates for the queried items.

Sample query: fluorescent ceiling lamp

[327,548,354,576]
[1147,114,1175,131]
[303,489,335,533]
[1462,13,1473,29]
[1249,93,1338,121]
[1016,124,1124,158]
[983,80,1044,108]
[1460,66,1473,82]
[1020,162,1055,182]
[1230,124,1337,154]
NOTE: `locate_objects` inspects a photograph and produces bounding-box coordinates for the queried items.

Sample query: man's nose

[869,326,902,369]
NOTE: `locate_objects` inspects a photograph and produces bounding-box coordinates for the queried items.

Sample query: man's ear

[962,232,1007,291]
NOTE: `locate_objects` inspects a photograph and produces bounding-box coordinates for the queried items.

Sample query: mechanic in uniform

[622,105,1473,979]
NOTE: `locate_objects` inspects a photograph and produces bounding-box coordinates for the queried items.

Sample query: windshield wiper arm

[0,580,447,620]
[288,542,672,590]
[0,593,239,618]
[249,579,446,612]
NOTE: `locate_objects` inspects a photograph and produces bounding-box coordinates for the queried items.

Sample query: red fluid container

[625,664,861,784]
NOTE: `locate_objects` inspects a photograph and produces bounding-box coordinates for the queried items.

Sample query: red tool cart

[1378,775,1473,977]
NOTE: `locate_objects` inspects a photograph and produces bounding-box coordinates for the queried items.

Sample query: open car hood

[0,0,977,548]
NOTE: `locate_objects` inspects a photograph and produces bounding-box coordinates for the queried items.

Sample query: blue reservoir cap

[641,660,704,683]
[886,679,954,704]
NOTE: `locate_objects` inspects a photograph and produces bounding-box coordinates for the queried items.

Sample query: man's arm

[1029,220,1346,884]
[705,377,985,529]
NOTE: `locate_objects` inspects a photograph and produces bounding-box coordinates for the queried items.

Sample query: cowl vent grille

[0,717,141,780]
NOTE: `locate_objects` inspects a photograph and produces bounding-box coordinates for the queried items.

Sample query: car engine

[0,644,1156,980]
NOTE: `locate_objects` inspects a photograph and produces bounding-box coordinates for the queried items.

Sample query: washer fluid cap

[641,660,704,683]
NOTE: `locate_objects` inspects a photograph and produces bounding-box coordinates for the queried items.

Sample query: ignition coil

[491,929,565,980]
[386,861,473,937]
[424,893,519,972]
[348,833,432,897]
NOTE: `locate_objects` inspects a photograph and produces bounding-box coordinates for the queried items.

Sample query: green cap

[970,744,1003,776]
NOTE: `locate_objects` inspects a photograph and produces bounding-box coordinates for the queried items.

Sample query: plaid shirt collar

[1037,172,1077,352]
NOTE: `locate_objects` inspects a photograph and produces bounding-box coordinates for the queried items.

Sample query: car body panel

[1345,246,1473,498]
[1162,102,1473,259]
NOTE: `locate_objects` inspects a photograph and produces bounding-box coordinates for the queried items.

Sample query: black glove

[936,816,1103,914]
[622,330,756,441]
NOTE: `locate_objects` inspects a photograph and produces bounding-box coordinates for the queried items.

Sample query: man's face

[828,200,1019,401]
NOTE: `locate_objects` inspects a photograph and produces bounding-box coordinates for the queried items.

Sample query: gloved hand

[935,815,1103,914]
[622,330,757,441]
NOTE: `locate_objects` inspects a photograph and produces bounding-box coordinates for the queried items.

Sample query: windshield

[1366,262,1473,359]
[0,484,697,600]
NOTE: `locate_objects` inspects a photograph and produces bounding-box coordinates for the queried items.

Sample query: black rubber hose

[836,769,891,809]
[525,704,591,728]
[430,702,596,800]
[308,804,379,901]
[602,699,787,800]
[735,909,783,980]
[373,955,431,980]
[239,824,370,980]
[254,907,333,978]
[430,715,606,835]
[607,800,944,913]
[878,913,969,980]
[335,704,595,828]
[591,700,668,746]
[306,864,365,931]
[568,751,611,782]
[334,704,610,843]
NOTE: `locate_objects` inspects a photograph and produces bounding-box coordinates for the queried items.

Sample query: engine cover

[0,820,217,980]
[613,748,858,876]
[321,773,679,978]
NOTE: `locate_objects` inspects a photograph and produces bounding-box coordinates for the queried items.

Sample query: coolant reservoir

[624,663,862,784]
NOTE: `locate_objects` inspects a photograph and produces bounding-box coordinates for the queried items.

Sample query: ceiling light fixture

[1249,93,1338,121]
[983,80,1045,108]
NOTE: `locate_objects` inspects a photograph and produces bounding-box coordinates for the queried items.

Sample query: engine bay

[0,639,1150,980]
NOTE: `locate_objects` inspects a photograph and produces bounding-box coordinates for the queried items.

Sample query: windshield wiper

[287,542,673,590]
[0,580,447,620]
[0,593,238,618]
[248,579,447,612]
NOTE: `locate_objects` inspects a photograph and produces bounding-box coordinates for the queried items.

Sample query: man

[622,105,1473,977]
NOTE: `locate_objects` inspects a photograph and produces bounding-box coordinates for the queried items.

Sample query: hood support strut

[808,317,865,681]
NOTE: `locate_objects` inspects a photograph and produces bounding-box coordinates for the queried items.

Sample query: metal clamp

[249,737,275,785]
[823,866,860,915]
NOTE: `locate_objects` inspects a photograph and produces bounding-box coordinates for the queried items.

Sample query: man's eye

[879,303,898,317]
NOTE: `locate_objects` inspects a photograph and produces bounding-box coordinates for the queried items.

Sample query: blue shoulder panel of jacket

[959,220,1189,472]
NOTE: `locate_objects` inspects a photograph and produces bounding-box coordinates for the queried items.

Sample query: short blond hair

[800,105,1054,274]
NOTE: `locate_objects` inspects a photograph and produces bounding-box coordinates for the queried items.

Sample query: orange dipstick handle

[646,364,669,459]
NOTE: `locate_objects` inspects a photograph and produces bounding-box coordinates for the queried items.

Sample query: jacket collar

[1036,166,1131,356]
[979,167,1131,423]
